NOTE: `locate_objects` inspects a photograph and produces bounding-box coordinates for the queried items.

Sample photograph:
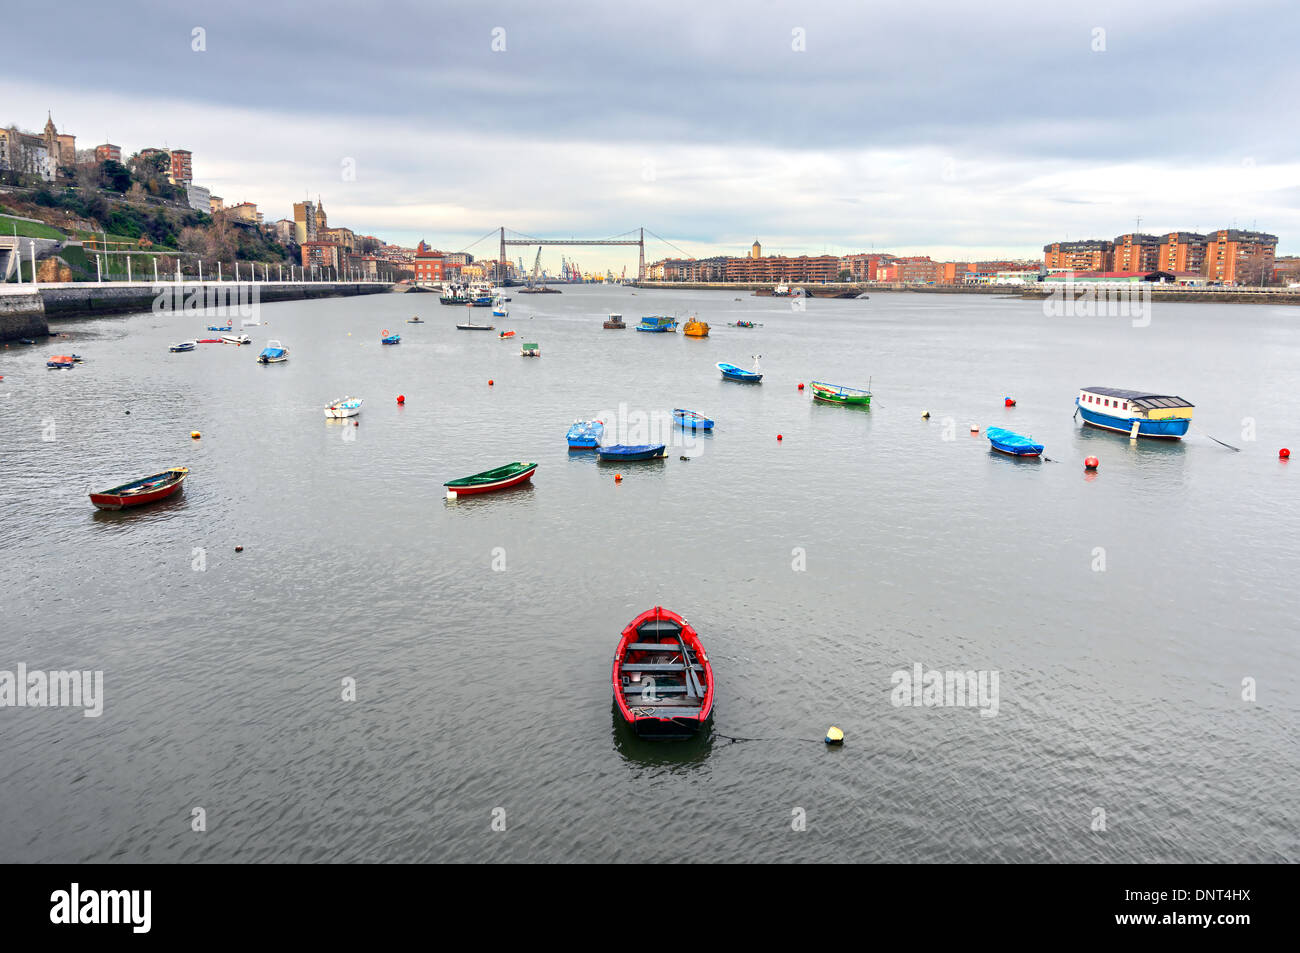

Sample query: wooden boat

[47,354,76,368]
[1076,387,1193,439]
[324,396,363,418]
[520,341,540,356]
[636,315,677,333]
[682,316,709,337]
[717,361,762,383]
[221,334,252,345]
[444,461,538,496]
[985,426,1043,457]
[566,419,604,449]
[89,467,188,510]
[380,331,401,345]
[673,408,714,430]
[613,606,714,738]
[597,444,667,461]
[603,313,626,329]
[810,380,871,406]
[257,340,288,363]
[167,342,196,354]
[406,316,425,324]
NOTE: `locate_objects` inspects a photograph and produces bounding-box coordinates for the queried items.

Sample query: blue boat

[1076,387,1193,439]
[636,316,678,333]
[566,419,604,450]
[168,341,197,353]
[597,444,667,461]
[381,332,401,345]
[673,408,714,430]
[207,325,232,332]
[472,295,494,307]
[257,340,288,363]
[717,362,762,383]
[985,426,1043,457]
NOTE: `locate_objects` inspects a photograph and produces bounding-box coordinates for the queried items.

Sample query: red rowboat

[613,606,714,738]
[443,461,537,497]
[89,467,189,510]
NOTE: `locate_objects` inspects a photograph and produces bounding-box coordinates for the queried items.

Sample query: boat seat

[627,705,704,716]
[626,642,685,652]
[621,663,702,672]
[636,620,682,637]
[622,683,691,696]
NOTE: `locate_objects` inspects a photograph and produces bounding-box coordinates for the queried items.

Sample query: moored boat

[168,342,196,354]
[444,461,538,497]
[717,360,762,383]
[1076,387,1194,439]
[682,316,709,337]
[636,315,677,333]
[809,380,871,406]
[597,444,667,461]
[729,320,759,328]
[380,330,401,345]
[257,340,288,363]
[499,330,515,338]
[89,467,188,510]
[492,296,509,318]
[457,319,495,330]
[47,354,76,368]
[603,312,626,329]
[672,408,714,430]
[221,334,252,345]
[406,316,425,324]
[324,396,363,418]
[613,606,714,738]
[566,419,604,450]
[985,426,1044,457]
[520,341,540,356]
[207,325,233,332]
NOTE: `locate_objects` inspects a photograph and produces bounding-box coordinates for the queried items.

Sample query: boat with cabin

[682,316,709,337]
[89,467,189,510]
[604,313,626,329]
[444,461,538,497]
[257,340,288,363]
[673,409,714,431]
[324,396,363,418]
[810,380,871,406]
[47,354,76,368]
[1075,387,1194,439]
[612,606,714,738]
[597,444,667,461]
[985,426,1044,457]
[636,315,677,333]
[221,334,252,346]
[566,419,604,450]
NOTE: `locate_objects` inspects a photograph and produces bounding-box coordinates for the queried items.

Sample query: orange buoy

[1281,448,1291,459]
[397,394,405,404]
[797,382,804,390]
[190,431,201,439]
[614,473,623,483]
[1004,397,1016,407]
[488,379,494,386]
[1084,456,1099,470]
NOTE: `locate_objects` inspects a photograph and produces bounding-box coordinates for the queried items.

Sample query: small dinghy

[47,354,76,368]
[207,325,233,332]
[597,444,667,461]
[257,340,288,363]
[221,334,252,345]
[168,342,196,354]
[406,316,425,324]
[499,330,515,338]
[324,396,363,418]
[566,419,604,450]
[89,467,188,510]
[444,461,538,497]
[717,360,762,383]
[673,408,714,431]
[380,330,401,345]
[613,606,714,738]
[985,426,1044,457]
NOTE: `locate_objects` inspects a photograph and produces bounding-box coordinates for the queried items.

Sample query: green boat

[444,462,538,496]
[809,380,872,406]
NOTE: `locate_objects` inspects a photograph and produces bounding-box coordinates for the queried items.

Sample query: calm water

[1,285,1296,863]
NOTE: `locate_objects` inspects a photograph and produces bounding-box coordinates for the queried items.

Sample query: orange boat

[499,330,515,338]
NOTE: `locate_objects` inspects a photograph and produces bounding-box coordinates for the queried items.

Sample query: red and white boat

[613,606,714,738]
[443,462,538,497]
[89,467,189,510]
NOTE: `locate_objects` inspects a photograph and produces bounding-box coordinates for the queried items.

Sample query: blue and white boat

[597,444,668,461]
[636,315,677,333]
[207,325,232,332]
[380,331,401,345]
[257,339,288,363]
[717,361,762,383]
[168,341,196,353]
[673,409,714,430]
[985,426,1043,457]
[492,296,508,318]
[1076,387,1194,439]
[566,419,604,450]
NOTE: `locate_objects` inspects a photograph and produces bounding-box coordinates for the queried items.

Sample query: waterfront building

[293,200,317,244]
[840,253,893,281]
[411,241,445,282]
[1112,233,1161,273]
[94,142,122,163]
[1204,228,1276,285]
[185,183,210,213]
[1156,232,1207,274]
[302,240,342,271]
[1043,240,1114,271]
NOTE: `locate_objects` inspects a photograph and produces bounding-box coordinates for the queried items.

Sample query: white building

[186,183,211,213]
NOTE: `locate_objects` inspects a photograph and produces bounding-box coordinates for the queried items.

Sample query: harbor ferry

[1075,387,1194,439]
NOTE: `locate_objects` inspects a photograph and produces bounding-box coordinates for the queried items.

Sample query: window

[1122,402,1128,410]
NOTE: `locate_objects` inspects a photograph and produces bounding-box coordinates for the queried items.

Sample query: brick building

[1043,240,1114,271]
[1204,229,1277,285]
[1112,233,1161,273]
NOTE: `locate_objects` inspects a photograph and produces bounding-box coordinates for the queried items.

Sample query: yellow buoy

[825,726,844,745]
[190,431,201,439]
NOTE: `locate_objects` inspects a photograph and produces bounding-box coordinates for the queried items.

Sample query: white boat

[324,396,363,418]
[221,334,252,345]
[492,295,509,318]
[257,340,288,363]
[169,340,197,353]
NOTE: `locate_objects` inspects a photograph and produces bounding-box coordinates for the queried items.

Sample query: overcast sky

[5,0,1298,270]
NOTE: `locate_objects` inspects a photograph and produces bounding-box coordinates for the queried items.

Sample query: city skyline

[4,0,1298,271]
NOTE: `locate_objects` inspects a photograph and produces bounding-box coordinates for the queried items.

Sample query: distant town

[2,113,1295,289]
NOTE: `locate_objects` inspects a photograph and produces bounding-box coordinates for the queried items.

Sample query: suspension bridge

[457,227,695,283]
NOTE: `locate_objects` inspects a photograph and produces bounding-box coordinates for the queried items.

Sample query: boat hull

[456,324,495,331]
[1077,403,1190,438]
[89,469,188,510]
[597,445,667,461]
[672,410,714,430]
[718,364,762,383]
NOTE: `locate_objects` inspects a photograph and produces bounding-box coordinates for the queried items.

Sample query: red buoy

[797,382,804,390]
[777,434,783,441]
[488,379,494,386]
[614,473,623,483]
[1281,448,1291,459]
[397,394,405,404]
[1085,456,1099,470]
[1004,397,1016,407]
